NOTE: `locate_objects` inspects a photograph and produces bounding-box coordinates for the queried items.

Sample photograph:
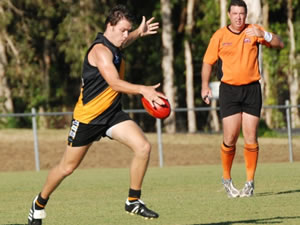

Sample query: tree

[0,37,14,114]
[0,1,15,115]
[16,0,71,128]
[244,0,262,24]
[261,0,273,127]
[207,0,229,133]
[160,0,176,133]
[193,0,221,131]
[1,0,297,132]
[207,0,227,132]
[287,0,300,128]
[184,0,196,133]
[243,0,262,81]
[220,0,227,26]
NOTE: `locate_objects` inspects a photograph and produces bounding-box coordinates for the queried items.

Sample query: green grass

[0,163,300,225]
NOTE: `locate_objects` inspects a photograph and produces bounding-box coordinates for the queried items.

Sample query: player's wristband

[264,31,273,42]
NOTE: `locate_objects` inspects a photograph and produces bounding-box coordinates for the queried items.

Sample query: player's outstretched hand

[139,16,159,37]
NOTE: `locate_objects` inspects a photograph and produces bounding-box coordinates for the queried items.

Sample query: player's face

[228,6,247,32]
[110,19,132,47]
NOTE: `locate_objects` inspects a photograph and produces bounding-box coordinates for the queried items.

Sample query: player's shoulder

[92,43,110,51]
[212,26,228,38]
[89,43,114,66]
[91,43,113,57]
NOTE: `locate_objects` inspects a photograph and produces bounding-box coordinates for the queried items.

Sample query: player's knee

[244,134,257,144]
[223,136,238,146]
[136,141,151,159]
[59,164,76,177]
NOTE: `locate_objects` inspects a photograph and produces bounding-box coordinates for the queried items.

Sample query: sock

[221,143,236,180]
[244,143,259,181]
[35,193,49,210]
[128,188,141,202]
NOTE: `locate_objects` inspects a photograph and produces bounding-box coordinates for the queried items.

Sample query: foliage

[258,119,280,137]
[1,0,299,129]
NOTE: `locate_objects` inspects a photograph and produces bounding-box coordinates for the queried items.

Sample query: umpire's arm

[201,62,213,105]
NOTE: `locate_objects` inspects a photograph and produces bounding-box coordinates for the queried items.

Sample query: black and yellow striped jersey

[73,33,125,124]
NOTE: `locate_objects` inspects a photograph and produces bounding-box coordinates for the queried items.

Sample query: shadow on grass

[276,189,300,195]
[256,189,300,197]
[191,216,300,225]
[2,224,27,225]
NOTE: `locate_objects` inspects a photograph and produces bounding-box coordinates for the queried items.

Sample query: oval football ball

[141,97,171,119]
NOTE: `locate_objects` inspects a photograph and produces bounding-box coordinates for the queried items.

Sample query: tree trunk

[287,0,300,128]
[185,0,196,133]
[220,0,227,27]
[0,1,21,114]
[0,32,14,114]
[161,0,176,133]
[243,0,263,77]
[244,0,262,24]
[38,37,51,129]
[261,0,273,128]
[206,0,228,132]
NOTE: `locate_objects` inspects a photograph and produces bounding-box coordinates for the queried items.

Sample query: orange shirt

[203,24,270,85]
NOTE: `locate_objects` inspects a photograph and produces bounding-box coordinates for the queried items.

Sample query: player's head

[105,5,135,27]
[104,5,135,47]
[228,0,247,15]
[227,0,247,31]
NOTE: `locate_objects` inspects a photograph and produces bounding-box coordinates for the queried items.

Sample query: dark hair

[105,5,135,26]
[228,0,247,14]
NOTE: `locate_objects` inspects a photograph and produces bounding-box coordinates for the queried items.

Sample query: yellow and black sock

[35,193,49,210]
[221,143,236,180]
[244,143,259,181]
[128,188,141,202]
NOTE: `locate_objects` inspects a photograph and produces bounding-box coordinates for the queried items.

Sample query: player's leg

[222,113,242,178]
[110,120,150,190]
[41,144,91,198]
[240,81,262,197]
[223,113,242,145]
[219,82,243,197]
[28,118,100,225]
[28,144,91,225]
[108,120,159,219]
[221,113,242,198]
[240,112,259,197]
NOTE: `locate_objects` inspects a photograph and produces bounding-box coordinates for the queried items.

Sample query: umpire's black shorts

[67,110,131,147]
[219,81,262,119]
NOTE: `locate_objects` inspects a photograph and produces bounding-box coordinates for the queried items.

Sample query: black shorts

[67,110,131,147]
[219,81,262,119]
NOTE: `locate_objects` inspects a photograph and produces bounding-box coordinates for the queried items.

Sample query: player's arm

[268,32,284,48]
[245,25,284,49]
[201,62,213,105]
[122,17,159,48]
[89,44,165,106]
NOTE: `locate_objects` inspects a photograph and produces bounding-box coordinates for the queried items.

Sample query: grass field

[0,162,300,225]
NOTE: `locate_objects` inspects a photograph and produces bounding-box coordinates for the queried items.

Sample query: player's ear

[106,22,113,31]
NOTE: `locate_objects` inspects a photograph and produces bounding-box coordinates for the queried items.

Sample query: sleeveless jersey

[73,33,125,124]
[203,24,270,85]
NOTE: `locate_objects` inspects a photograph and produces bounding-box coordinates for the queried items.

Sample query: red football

[141,97,171,119]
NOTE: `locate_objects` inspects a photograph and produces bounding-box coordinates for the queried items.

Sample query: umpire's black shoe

[125,199,159,219]
[28,196,46,225]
